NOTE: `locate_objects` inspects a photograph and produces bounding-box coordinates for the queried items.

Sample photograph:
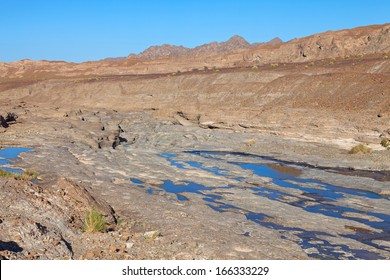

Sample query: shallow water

[187,150,390,182]
[0,147,32,173]
[145,150,390,259]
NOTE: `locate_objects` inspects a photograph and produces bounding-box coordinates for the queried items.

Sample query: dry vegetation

[83,208,107,233]
[349,144,372,154]
[0,169,38,180]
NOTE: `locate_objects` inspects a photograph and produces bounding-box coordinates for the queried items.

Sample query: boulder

[0,112,18,128]
[55,178,117,226]
[174,114,194,127]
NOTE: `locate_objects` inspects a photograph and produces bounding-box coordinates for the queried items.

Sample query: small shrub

[0,169,38,180]
[83,208,107,233]
[0,169,12,178]
[24,169,39,179]
[349,144,372,154]
[380,138,390,148]
[116,216,124,227]
[356,53,364,59]
[252,65,258,71]
[270,63,279,68]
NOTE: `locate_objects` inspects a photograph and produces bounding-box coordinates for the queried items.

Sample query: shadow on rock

[0,240,23,253]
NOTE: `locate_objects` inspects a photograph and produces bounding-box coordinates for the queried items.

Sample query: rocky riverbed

[1,104,390,259]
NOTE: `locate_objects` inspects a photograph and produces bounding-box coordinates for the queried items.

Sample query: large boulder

[0,112,18,128]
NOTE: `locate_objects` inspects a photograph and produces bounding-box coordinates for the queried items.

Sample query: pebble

[84,251,95,259]
[109,243,117,253]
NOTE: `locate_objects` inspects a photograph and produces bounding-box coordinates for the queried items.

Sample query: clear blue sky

[1,0,389,62]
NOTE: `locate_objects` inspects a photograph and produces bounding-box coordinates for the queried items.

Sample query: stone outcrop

[0,178,81,259]
[98,124,125,149]
[0,112,17,129]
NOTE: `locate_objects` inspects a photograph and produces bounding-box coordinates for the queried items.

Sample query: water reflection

[142,150,390,259]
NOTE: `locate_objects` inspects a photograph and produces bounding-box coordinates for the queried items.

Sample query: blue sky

[1,0,389,62]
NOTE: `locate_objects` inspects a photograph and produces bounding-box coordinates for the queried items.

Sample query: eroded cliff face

[2,53,389,147]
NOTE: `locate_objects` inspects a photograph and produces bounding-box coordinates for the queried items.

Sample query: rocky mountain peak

[131,44,188,60]
[226,35,250,46]
[268,37,283,44]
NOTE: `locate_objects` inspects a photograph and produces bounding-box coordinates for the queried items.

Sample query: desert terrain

[1,23,390,260]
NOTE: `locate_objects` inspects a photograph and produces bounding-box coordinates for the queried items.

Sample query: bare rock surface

[1,23,390,259]
[1,105,390,259]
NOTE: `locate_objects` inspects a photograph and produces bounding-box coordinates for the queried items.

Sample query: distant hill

[1,23,389,80]
[129,35,281,60]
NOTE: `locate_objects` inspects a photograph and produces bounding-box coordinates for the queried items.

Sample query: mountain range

[0,23,389,81]
[128,35,282,60]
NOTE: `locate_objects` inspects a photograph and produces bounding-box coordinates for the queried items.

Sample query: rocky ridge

[130,35,252,60]
[1,23,389,79]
